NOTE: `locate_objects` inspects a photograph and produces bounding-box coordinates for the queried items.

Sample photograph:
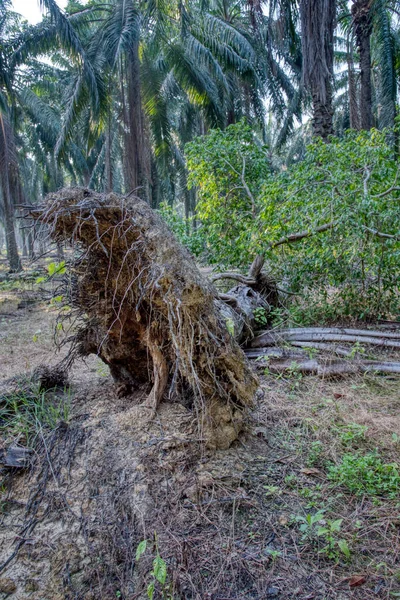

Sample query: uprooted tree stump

[31,188,259,449]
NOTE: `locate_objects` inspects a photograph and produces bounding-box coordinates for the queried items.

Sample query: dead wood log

[254,327,400,340]
[288,342,355,357]
[253,357,400,377]
[213,254,280,309]
[30,188,258,450]
[251,330,400,349]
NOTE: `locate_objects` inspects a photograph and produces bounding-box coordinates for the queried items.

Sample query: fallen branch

[255,327,400,340]
[289,341,354,357]
[211,272,256,285]
[363,226,400,241]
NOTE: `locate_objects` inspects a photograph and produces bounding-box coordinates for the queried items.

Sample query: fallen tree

[30,188,260,449]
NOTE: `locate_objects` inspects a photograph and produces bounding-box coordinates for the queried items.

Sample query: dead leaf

[300,467,323,477]
[334,392,345,399]
[348,575,366,588]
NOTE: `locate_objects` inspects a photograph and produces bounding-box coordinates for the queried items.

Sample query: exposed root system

[31,188,258,449]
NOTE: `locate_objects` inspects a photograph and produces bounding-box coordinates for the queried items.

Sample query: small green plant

[335,422,368,447]
[284,473,297,488]
[328,452,400,498]
[294,511,351,560]
[135,535,173,600]
[266,549,282,561]
[253,307,269,327]
[306,441,324,466]
[36,261,66,284]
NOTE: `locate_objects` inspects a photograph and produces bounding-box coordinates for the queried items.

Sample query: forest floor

[0,260,400,600]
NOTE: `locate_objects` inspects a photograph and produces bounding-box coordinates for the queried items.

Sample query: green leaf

[153,555,167,585]
[135,539,147,561]
[147,582,155,600]
[337,539,351,559]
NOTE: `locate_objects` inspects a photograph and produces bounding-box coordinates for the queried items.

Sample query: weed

[0,385,70,444]
[284,474,297,488]
[135,535,173,600]
[335,422,368,448]
[328,452,400,498]
[253,307,269,327]
[306,441,324,466]
[266,549,282,561]
[293,511,351,561]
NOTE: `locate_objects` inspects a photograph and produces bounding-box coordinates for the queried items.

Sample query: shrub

[186,126,400,320]
[186,120,270,267]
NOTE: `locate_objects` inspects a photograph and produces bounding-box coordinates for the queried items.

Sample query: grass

[0,383,70,445]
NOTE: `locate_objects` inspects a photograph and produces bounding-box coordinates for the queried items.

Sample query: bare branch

[211,272,256,285]
[269,221,336,250]
[364,226,400,240]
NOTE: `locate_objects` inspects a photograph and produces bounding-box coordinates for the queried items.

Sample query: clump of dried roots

[31,188,258,449]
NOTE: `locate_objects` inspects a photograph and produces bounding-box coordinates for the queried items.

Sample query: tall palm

[300,0,336,139]
[0,0,22,271]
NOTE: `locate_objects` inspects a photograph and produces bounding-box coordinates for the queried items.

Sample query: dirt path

[1,300,399,599]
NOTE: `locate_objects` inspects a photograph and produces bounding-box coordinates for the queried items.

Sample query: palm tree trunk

[347,36,360,130]
[123,41,151,200]
[0,116,22,272]
[105,125,113,194]
[352,0,373,130]
[300,0,336,140]
[1,181,22,272]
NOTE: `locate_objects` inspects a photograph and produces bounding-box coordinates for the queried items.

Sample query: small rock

[267,587,280,598]
[0,578,17,594]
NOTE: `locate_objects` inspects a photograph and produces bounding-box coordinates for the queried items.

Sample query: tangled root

[32,188,258,449]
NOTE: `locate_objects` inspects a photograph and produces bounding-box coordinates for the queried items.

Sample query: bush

[186,119,270,267]
[186,126,400,320]
[158,202,205,258]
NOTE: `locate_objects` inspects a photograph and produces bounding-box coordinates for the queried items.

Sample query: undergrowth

[0,383,70,444]
[328,452,400,499]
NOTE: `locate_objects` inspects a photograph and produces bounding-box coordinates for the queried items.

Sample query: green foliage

[135,535,172,600]
[335,423,368,448]
[0,385,70,443]
[187,127,400,320]
[36,261,66,284]
[328,452,400,498]
[293,511,351,561]
[186,120,270,266]
[306,441,324,466]
[258,129,400,320]
[253,306,269,327]
[158,203,205,257]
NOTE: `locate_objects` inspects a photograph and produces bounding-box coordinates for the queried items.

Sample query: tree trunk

[347,36,360,130]
[0,116,22,272]
[352,0,373,130]
[123,41,151,200]
[2,200,21,272]
[300,0,336,140]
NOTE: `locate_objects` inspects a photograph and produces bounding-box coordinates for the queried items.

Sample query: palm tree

[0,0,22,271]
[351,0,373,129]
[300,0,336,139]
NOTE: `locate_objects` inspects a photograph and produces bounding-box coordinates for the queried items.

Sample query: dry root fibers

[32,188,258,449]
